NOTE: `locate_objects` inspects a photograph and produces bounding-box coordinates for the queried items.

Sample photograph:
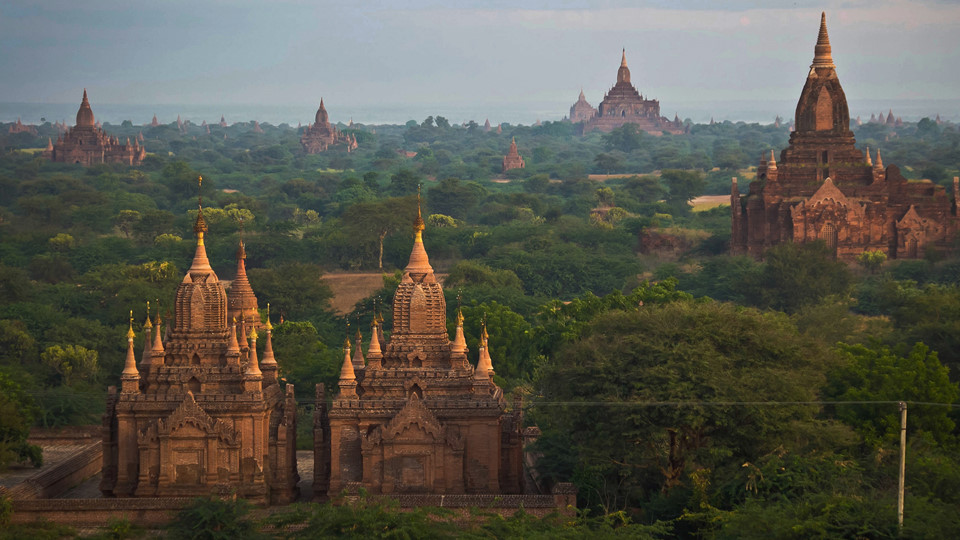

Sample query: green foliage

[826,342,958,445]
[0,372,42,470]
[40,344,99,386]
[857,249,887,274]
[0,520,75,540]
[535,300,846,514]
[247,263,332,321]
[756,241,853,313]
[272,321,336,397]
[167,496,263,540]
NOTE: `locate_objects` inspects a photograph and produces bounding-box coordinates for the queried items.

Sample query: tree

[755,241,853,313]
[246,263,332,321]
[271,321,337,397]
[40,344,99,386]
[0,373,42,471]
[535,300,845,513]
[857,250,887,274]
[661,169,705,214]
[342,197,418,269]
[387,169,421,196]
[603,124,645,153]
[826,342,959,446]
[434,115,450,129]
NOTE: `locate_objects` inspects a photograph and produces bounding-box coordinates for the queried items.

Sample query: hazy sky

[2,0,959,120]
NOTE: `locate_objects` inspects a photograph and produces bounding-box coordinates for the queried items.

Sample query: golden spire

[122,309,140,382]
[451,293,467,355]
[249,326,258,341]
[152,307,164,353]
[414,184,425,240]
[865,147,873,166]
[143,300,152,329]
[193,176,208,240]
[405,187,434,274]
[126,310,135,339]
[264,303,273,331]
[876,148,884,169]
[812,12,835,68]
[246,324,262,377]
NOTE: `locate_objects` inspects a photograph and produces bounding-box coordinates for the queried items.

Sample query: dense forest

[1,116,959,538]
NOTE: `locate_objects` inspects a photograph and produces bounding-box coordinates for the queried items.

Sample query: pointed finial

[143,301,153,329]
[236,217,246,260]
[265,303,273,331]
[621,48,627,67]
[414,184,425,237]
[875,148,883,169]
[812,12,834,68]
[249,325,258,341]
[865,147,873,166]
[127,310,135,339]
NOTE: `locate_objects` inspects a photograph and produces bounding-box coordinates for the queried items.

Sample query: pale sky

[1,0,958,121]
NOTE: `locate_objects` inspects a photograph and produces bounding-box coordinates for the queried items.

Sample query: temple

[314,197,529,498]
[574,50,685,135]
[300,99,358,154]
[569,89,597,124]
[8,118,38,135]
[44,90,145,166]
[731,14,959,260]
[100,179,299,504]
[502,138,525,172]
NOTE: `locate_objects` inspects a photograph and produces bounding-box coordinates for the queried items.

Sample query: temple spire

[617,48,631,84]
[246,327,262,376]
[261,305,277,370]
[405,185,433,274]
[152,310,164,353]
[188,176,213,273]
[121,311,139,392]
[227,318,241,355]
[475,318,494,380]
[352,318,365,369]
[812,12,835,68]
[141,301,153,368]
[451,300,467,355]
[339,338,355,381]
[875,148,884,169]
[368,316,382,358]
[865,147,873,166]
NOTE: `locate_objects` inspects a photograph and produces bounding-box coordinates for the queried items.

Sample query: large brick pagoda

[314,201,526,497]
[731,13,959,260]
[43,90,145,166]
[101,187,299,504]
[300,98,357,154]
[502,138,525,173]
[575,50,685,136]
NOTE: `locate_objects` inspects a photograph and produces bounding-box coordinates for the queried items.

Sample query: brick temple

[101,185,299,504]
[300,98,358,154]
[574,50,685,136]
[43,90,145,166]
[731,13,959,260]
[314,199,529,498]
[502,137,525,172]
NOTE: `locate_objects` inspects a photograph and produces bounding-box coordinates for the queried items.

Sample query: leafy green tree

[661,169,705,214]
[857,250,887,274]
[247,263,332,321]
[535,300,845,513]
[603,124,645,153]
[0,373,42,470]
[826,342,959,445]
[755,241,853,313]
[458,301,537,386]
[40,344,99,386]
[167,496,263,540]
[271,321,336,397]
[341,196,417,269]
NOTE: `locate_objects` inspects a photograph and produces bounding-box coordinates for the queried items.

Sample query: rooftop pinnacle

[812,12,835,68]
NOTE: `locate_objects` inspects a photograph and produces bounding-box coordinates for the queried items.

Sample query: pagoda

[300,99,357,154]
[44,90,145,166]
[100,179,299,504]
[314,196,527,497]
[731,13,959,260]
[578,50,685,135]
[502,138,525,172]
[568,89,597,124]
